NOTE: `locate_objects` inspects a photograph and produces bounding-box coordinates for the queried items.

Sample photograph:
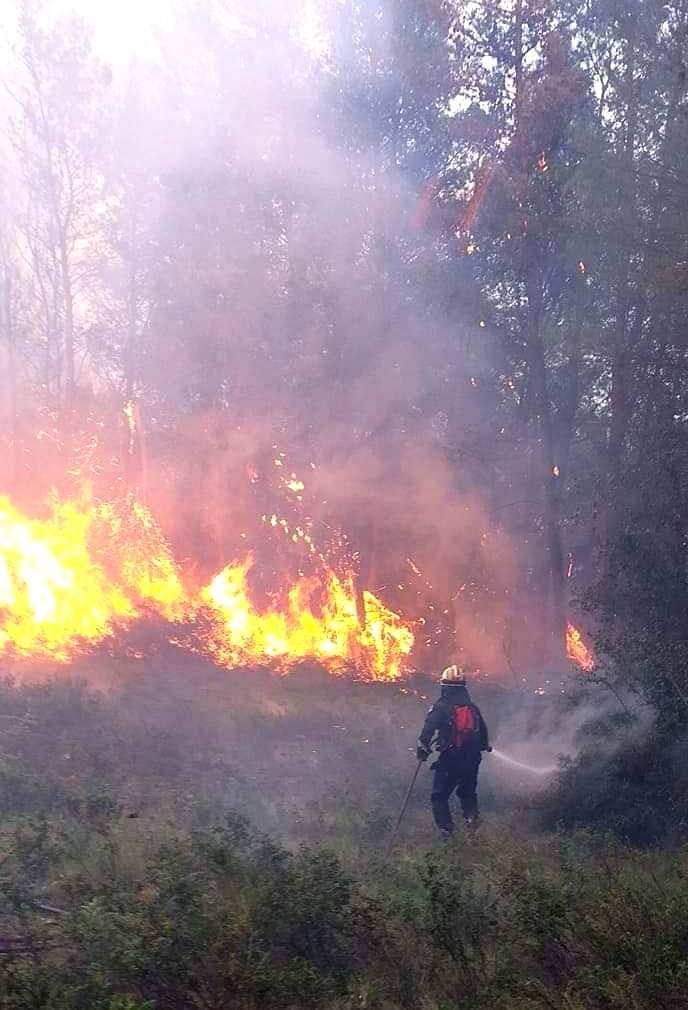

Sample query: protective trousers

[431,750,481,833]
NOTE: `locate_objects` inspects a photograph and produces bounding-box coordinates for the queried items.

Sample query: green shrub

[2,678,688,1009]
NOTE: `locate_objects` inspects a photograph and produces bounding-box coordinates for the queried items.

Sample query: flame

[94,498,186,620]
[359,590,415,679]
[0,495,185,661]
[566,622,594,672]
[0,493,413,679]
[198,554,413,680]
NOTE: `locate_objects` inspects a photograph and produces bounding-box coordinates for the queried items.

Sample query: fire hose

[386,747,556,855]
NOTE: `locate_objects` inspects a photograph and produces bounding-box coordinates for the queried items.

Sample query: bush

[2,678,688,1009]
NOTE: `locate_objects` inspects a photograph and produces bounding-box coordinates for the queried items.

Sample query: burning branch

[566,622,594,672]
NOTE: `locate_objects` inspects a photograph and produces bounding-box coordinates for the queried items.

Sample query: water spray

[491,748,558,777]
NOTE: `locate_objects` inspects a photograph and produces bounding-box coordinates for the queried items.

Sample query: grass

[1,661,687,1009]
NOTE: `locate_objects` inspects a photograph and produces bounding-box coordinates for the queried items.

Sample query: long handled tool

[386,759,423,856]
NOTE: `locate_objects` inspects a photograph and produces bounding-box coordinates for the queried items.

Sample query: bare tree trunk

[2,270,19,484]
[60,238,75,400]
[607,10,638,539]
[513,0,524,126]
[512,1,567,638]
[125,258,137,402]
[123,252,144,495]
[557,351,581,481]
[527,266,566,638]
[135,401,149,504]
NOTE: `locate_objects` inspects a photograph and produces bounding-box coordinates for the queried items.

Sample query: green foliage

[0,679,688,1009]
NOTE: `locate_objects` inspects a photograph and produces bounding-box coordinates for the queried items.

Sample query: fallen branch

[32,901,69,916]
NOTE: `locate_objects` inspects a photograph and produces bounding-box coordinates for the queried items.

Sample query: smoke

[0,0,563,681]
[479,679,648,795]
[122,0,532,676]
[23,659,637,844]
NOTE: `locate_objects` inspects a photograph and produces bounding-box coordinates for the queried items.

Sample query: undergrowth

[1,674,687,1009]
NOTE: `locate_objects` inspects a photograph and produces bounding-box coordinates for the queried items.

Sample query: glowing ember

[0,493,413,679]
[566,622,594,672]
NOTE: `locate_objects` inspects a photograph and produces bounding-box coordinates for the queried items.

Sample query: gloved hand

[416,744,430,762]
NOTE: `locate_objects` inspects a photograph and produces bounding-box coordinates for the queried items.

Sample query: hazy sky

[60,0,326,63]
[64,0,170,61]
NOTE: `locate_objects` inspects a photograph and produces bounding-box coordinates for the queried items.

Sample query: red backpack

[450,705,479,748]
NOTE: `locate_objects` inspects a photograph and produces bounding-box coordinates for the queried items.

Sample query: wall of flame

[0,493,414,680]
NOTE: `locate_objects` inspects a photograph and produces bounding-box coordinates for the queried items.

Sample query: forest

[1,0,688,1007]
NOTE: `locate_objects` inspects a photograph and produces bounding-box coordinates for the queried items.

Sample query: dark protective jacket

[418,684,489,755]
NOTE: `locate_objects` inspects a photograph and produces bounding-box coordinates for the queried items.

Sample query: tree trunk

[557,328,581,482]
[607,10,638,536]
[124,254,145,494]
[527,266,566,637]
[126,257,138,402]
[513,0,524,126]
[3,270,19,484]
[60,238,75,400]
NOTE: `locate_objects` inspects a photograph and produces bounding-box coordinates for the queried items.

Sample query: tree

[10,3,111,407]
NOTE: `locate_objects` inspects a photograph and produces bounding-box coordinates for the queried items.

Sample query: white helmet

[440,664,467,685]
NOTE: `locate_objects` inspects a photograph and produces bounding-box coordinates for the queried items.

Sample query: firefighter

[416,665,491,836]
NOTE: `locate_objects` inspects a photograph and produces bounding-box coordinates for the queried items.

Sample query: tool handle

[386,759,423,856]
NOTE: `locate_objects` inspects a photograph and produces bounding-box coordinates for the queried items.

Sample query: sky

[60,0,327,64]
[0,0,329,94]
[64,0,176,61]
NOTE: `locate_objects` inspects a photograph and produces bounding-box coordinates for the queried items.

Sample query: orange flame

[566,622,594,672]
[0,493,413,679]
[0,495,185,661]
[198,554,413,680]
